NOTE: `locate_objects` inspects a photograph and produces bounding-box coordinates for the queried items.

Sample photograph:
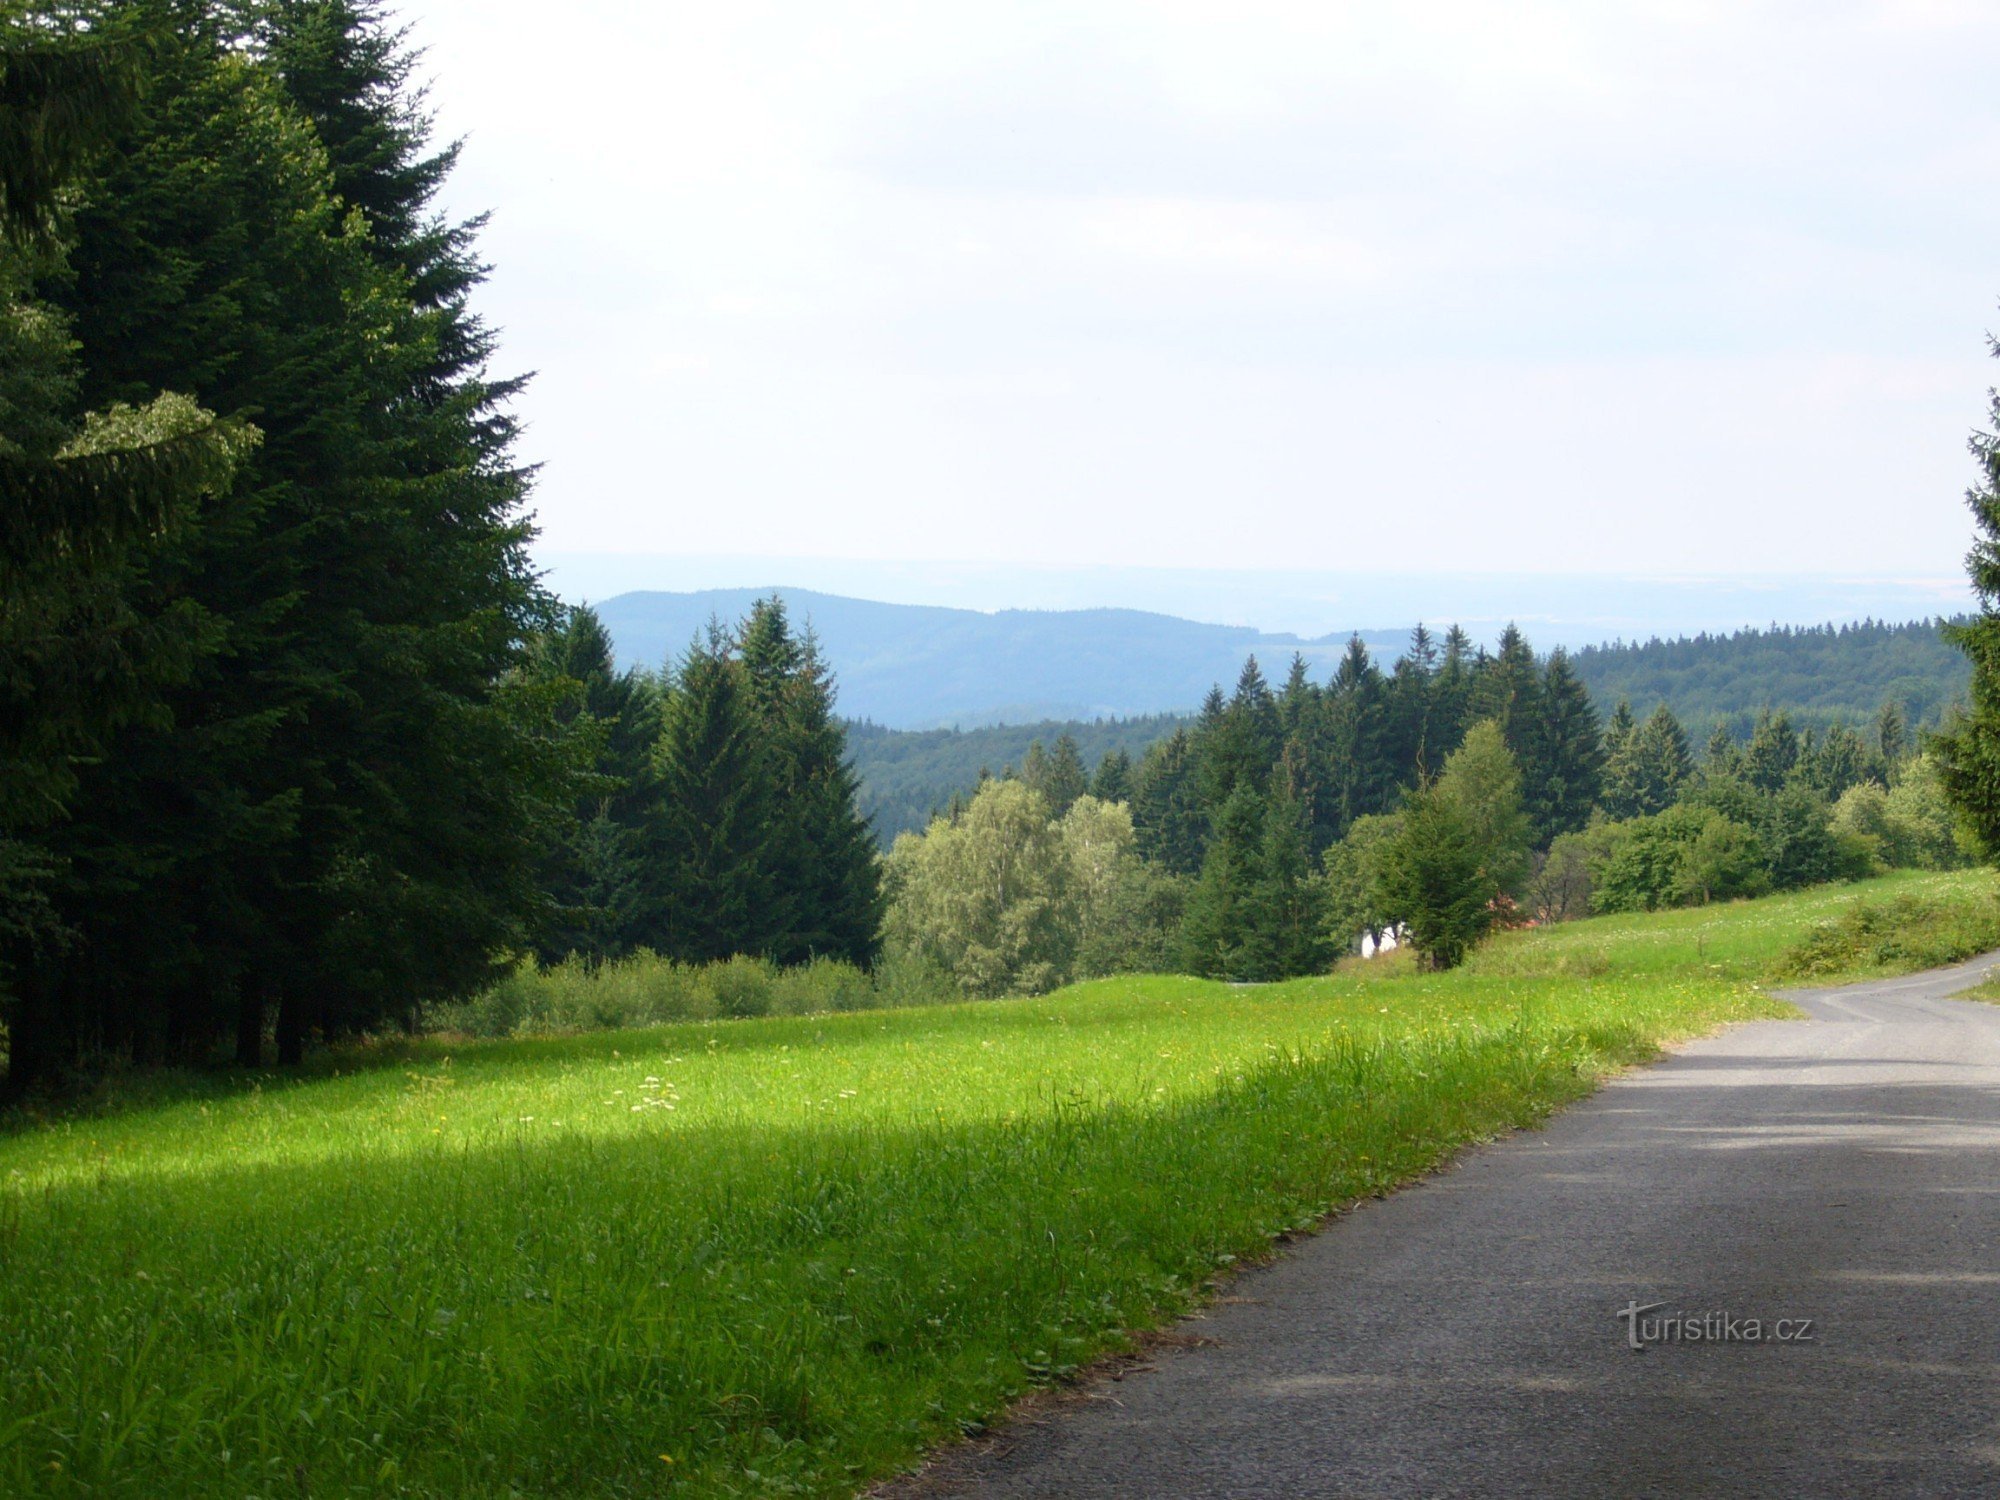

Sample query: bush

[709,955,776,1018]
[429,951,950,1039]
[1780,889,2000,979]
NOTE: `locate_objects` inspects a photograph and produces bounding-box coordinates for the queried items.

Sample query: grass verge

[0,870,1990,1497]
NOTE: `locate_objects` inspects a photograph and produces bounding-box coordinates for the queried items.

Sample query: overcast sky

[409,1,2000,601]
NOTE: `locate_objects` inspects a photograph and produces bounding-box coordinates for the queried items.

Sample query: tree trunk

[275,991,304,1068]
[1,964,61,1102]
[234,985,265,1069]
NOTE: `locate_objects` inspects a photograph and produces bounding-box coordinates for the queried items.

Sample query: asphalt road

[888,952,2000,1499]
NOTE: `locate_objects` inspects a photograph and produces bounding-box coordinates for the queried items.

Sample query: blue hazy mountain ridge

[593,588,1409,728]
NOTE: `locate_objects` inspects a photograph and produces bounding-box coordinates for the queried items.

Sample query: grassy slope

[0,871,1989,1498]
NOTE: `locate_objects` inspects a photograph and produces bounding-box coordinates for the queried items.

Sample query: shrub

[430,950,955,1039]
[1780,889,2000,978]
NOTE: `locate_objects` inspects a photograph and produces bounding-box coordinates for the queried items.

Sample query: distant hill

[1571,618,1970,740]
[592,588,1408,729]
[588,590,1976,843]
[823,615,1974,844]
[846,716,1187,843]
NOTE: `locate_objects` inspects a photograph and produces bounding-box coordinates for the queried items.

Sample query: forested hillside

[1573,618,1968,738]
[851,617,1971,841]
[846,715,1185,839]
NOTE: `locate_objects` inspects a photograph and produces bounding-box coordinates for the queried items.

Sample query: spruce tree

[1744,710,1802,793]
[1091,748,1134,804]
[1629,705,1695,816]
[1470,624,1550,825]
[1257,786,1326,978]
[1702,723,1743,780]
[1322,635,1389,843]
[1037,733,1088,816]
[648,627,783,962]
[1132,729,1206,875]
[1198,657,1282,805]
[528,605,661,961]
[1278,653,1316,736]
[1534,649,1604,840]
[1929,353,2000,854]
[1431,625,1475,751]
[769,617,883,965]
[1376,781,1490,971]
[1600,700,1642,818]
[1385,623,1439,786]
[1876,699,1908,767]
[1178,782,1268,980]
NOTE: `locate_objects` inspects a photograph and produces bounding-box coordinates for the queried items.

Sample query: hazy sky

[409,1,2000,591]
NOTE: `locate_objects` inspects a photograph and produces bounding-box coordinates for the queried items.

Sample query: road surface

[888,952,2000,1498]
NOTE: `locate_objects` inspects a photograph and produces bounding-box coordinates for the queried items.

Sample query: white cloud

[404,0,2000,585]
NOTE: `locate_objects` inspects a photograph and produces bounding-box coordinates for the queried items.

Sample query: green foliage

[430,952,915,1037]
[1528,826,1614,923]
[1131,726,1207,876]
[845,713,1180,843]
[1534,648,1606,840]
[1322,812,1402,954]
[1573,618,1971,740]
[1375,782,1492,970]
[3,0,589,1090]
[0,17,142,241]
[1434,719,1532,902]
[883,782,1159,997]
[1179,783,1273,979]
[1090,746,1134,803]
[1780,889,2000,978]
[1603,703,1693,818]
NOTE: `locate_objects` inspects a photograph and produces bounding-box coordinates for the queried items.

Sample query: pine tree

[1278,653,1315,737]
[1929,353,2000,857]
[1470,624,1550,825]
[1322,635,1389,843]
[1702,723,1743,780]
[1804,723,1871,801]
[1744,710,1802,793]
[527,605,661,961]
[1178,782,1268,979]
[1431,625,1475,750]
[1091,748,1134,804]
[1600,710,1640,819]
[1876,699,1908,767]
[1632,705,1694,815]
[1385,623,1439,786]
[648,627,783,962]
[1036,733,1088,816]
[775,620,883,965]
[1132,729,1206,876]
[1376,781,1491,971]
[1257,787,1326,978]
[1534,649,1604,840]
[1198,657,1282,805]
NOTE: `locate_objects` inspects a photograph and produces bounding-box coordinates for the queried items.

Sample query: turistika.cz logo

[1615,1300,1816,1351]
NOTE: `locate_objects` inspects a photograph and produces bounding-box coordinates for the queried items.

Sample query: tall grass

[0,870,1989,1498]
[429,950,954,1038]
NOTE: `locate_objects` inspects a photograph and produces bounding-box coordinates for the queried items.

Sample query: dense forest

[877,620,1964,992]
[849,616,1971,842]
[846,715,1185,842]
[0,5,881,1096]
[1572,618,1969,738]
[0,7,1983,1101]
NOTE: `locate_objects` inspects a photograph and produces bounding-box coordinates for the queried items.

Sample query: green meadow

[2,870,1993,1498]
